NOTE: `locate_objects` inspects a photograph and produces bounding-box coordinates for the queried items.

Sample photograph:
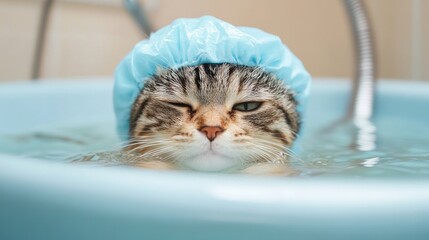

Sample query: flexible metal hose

[343,0,377,151]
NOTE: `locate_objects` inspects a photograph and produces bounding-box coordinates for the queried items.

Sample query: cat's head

[128,63,300,171]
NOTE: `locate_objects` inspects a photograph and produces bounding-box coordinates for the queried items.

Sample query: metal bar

[123,0,152,37]
[31,0,54,80]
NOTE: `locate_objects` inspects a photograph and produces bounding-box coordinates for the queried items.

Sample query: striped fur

[127,63,300,172]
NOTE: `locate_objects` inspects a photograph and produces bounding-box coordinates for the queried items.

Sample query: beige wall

[0,0,41,80]
[42,2,141,78]
[0,0,428,81]
[421,0,429,80]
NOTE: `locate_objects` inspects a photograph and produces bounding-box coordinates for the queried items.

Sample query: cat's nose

[199,126,224,142]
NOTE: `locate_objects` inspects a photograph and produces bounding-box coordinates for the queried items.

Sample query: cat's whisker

[128,137,170,144]
[252,139,301,161]
[285,148,301,161]
[136,144,177,159]
[129,136,169,142]
[246,144,276,164]
[124,139,175,148]
[158,152,178,162]
[247,142,286,164]
[143,146,176,158]
[127,141,172,149]
[250,141,284,154]
[121,141,152,148]
[253,138,288,149]
[126,145,165,157]
[256,146,282,159]
[106,139,143,150]
[254,143,284,154]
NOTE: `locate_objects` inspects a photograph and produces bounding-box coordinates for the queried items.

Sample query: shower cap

[114,16,311,140]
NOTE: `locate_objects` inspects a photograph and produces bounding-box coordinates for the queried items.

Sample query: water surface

[1,114,428,178]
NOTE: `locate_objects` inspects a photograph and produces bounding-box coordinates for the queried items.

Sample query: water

[297,122,429,178]
[1,113,428,177]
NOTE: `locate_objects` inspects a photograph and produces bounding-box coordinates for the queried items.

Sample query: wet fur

[126,63,300,175]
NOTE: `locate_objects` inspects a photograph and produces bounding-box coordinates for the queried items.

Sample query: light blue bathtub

[0,78,428,240]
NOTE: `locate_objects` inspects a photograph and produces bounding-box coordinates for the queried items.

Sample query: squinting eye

[167,102,192,109]
[232,102,262,112]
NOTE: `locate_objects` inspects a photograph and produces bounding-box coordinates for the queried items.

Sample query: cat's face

[128,64,299,171]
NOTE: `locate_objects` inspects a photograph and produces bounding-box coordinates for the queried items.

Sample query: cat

[125,63,300,176]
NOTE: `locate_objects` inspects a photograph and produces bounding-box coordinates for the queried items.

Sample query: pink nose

[199,126,224,141]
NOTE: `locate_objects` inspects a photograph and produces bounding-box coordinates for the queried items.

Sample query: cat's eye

[232,102,262,112]
[167,102,192,109]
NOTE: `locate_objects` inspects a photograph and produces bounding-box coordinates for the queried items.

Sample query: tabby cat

[126,63,300,175]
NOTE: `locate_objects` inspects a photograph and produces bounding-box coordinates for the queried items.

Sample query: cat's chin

[182,151,239,172]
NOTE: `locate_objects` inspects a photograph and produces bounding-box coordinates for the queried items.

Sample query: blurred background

[0,0,427,82]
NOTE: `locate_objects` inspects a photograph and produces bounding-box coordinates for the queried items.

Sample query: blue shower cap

[114,16,311,140]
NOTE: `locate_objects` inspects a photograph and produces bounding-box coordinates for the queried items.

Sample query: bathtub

[0,78,428,240]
